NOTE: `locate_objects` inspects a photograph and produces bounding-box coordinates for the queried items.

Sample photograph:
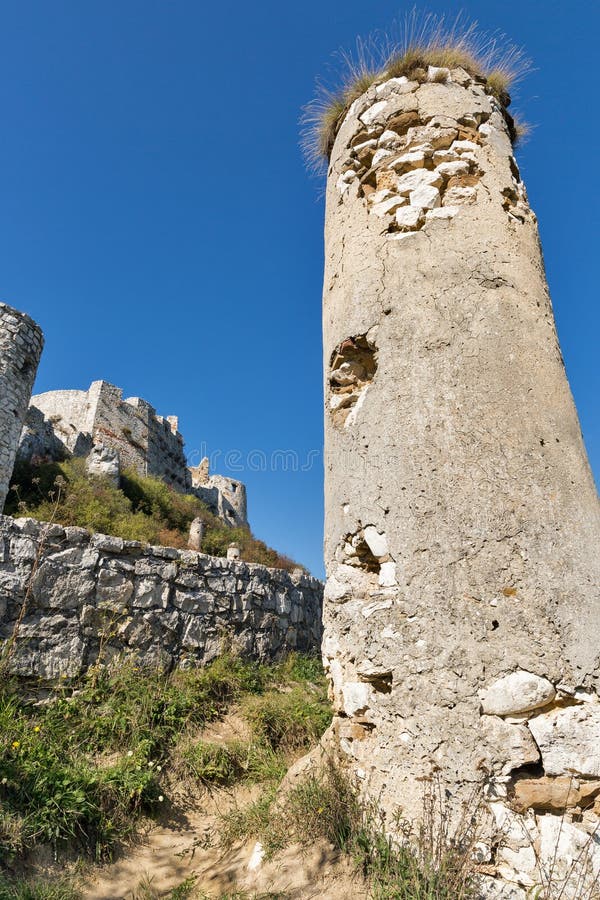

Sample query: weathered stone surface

[528,705,600,777]
[511,775,600,813]
[409,184,441,209]
[0,303,43,511]
[394,206,423,231]
[86,443,120,485]
[537,816,600,895]
[321,64,600,856]
[394,167,442,195]
[480,671,556,716]
[0,515,323,677]
[481,715,540,774]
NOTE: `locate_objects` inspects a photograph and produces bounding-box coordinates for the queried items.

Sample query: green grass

[0,875,80,900]
[219,764,479,899]
[6,458,301,571]
[0,653,330,865]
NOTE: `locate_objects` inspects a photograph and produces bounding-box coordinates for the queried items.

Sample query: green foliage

[7,459,301,571]
[179,739,285,786]
[241,686,331,751]
[0,654,329,864]
[0,875,81,900]
[219,765,478,898]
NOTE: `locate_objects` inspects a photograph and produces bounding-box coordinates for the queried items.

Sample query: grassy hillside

[6,459,301,571]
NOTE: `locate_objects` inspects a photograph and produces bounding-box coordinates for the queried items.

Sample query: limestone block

[481,715,540,774]
[496,845,537,887]
[443,185,477,205]
[451,138,480,155]
[409,184,441,209]
[372,148,393,167]
[360,101,388,126]
[405,124,457,150]
[363,526,388,558]
[378,561,397,586]
[512,775,600,813]
[375,77,417,99]
[425,206,459,221]
[537,816,600,890]
[395,206,423,231]
[389,150,426,171]
[480,671,556,716]
[86,444,120,485]
[96,569,134,609]
[436,159,471,178]
[378,130,402,148]
[528,704,600,777]
[428,66,450,82]
[394,168,442,195]
[342,681,372,715]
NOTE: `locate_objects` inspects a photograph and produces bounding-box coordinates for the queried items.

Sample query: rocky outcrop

[320,63,600,894]
[0,515,322,679]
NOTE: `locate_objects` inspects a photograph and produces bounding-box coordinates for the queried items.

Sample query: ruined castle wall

[322,68,600,888]
[0,304,43,510]
[0,514,322,679]
[204,474,248,527]
[22,381,191,492]
[24,389,94,456]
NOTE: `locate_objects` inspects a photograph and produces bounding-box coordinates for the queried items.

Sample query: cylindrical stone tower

[0,302,44,510]
[321,66,600,887]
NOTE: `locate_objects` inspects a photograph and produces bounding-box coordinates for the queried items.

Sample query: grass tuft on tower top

[301,10,531,171]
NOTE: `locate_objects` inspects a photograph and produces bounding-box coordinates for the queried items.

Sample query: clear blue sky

[0,1,597,577]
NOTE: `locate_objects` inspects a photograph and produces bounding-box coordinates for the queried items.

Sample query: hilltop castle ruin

[320,61,600,891]
[17,379,248,528]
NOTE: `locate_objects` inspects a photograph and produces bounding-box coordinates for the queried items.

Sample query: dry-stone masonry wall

[0,514,322,679]
[321,66,600,894]
[0,303,43,512]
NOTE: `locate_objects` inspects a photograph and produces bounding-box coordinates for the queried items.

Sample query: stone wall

[0,303,43,512]
[0,514,323,679]
[321,66,600,893]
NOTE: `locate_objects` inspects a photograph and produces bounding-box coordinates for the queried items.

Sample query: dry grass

[301,10,532,171]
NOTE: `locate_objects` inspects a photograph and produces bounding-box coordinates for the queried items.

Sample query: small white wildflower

[156,765,162,772]
[158,795,164,802]
[148,761,154,768]
[127,750,133,757]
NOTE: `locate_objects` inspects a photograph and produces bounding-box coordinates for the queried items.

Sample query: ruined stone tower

[321,65,600,887]
[0,302,43,511]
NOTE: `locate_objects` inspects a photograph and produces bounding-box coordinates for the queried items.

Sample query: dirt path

[82,786,368,899]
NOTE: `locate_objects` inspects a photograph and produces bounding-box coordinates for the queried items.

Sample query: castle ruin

[320,63,600,889]
[18,380,248,528]
[0,302,43,511]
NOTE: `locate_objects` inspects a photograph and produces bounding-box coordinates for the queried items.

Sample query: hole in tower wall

[340,529,381,573]
[329,335,377,427]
